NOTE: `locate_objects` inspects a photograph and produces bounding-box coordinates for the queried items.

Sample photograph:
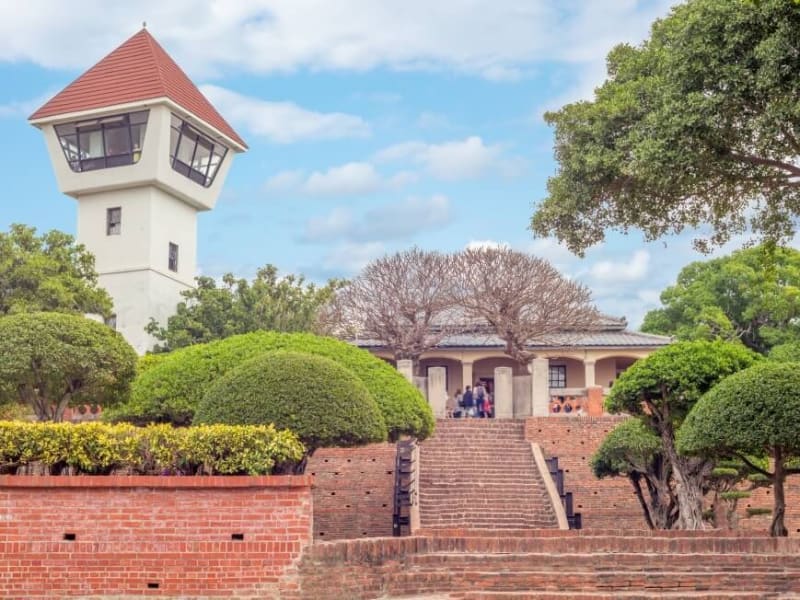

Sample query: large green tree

[678,362,800,536]
[0,224,112,317]
[532,0,800,255]
[641,245,800,354]
[146,265,344,352]
[606,340,758,529]
[0,312,137,421]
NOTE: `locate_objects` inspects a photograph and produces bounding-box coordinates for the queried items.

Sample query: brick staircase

[292,533,800,599]
[418,420,558,530]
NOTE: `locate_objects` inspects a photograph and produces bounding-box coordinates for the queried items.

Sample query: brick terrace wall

[525,416,800,534]
[307,442,397,540]
[293,533,800,600]
[0,475,312,599]
[526,416,640,530]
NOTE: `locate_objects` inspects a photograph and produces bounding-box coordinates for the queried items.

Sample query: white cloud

[0,1,673,80]
[465,240,509,251]
[321,241,386,274]
[375,136,517,180]
[590,250,650,283]
[199,85,370,143]
[303,195,452,242]
[303,162,382,196]
[265,163,416,197]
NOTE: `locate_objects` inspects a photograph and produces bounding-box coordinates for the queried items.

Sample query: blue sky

[0,0,780,328]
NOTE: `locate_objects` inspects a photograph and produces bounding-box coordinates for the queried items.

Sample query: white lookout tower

[29,28,247,354]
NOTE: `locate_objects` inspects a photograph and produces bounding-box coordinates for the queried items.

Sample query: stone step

[457,593,781,600]
[384,569,800,596]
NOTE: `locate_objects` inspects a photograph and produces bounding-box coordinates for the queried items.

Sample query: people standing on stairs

[462,385,475,417]
[474,381,487,417]
[453,389,463,417]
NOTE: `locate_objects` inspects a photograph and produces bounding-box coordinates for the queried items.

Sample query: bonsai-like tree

[678,362,800,537]
[591,418,677,530]
[606,340,758,529]
[0,312,137,421]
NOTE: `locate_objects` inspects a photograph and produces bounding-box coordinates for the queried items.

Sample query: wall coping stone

[0,474,312,489]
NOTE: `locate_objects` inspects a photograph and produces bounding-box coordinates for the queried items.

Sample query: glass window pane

[191,138,212,175]
[55,123,76,136]
[169,127,180,158]
[104,125,131,156]
[130,111,149,125]
[208,151,223,179]
[78,128,104,159]
[176,134,195,166]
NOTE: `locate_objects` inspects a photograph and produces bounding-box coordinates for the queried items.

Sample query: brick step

[419,481,544,489]
[384,570,800,595]
[409,552,800,569]
[455,592,782,600]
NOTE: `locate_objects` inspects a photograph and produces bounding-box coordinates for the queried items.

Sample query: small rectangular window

[104,314,117,330]
[168,242,179,272]
[106,207,121,235]
[548,365,567,389]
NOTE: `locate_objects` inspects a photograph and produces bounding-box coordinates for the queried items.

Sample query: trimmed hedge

[107,331,434,440]
[194,351,388,451]
[0,421,304,475]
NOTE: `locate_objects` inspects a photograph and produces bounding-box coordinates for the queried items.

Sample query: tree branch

[728,152,800,177]
[735,453,772,478]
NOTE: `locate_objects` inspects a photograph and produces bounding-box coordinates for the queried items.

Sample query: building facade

[362,316,671,418]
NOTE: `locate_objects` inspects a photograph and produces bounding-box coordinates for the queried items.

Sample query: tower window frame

[168,242,179,273]
[106,207,122,235]
[169,114,228,188]
[55,110,149,173]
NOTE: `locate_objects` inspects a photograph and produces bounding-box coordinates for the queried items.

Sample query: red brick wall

[0,475,312,599]
[525,416,800,534]
[307,443,397,540]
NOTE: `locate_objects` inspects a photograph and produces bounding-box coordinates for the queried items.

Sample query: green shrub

[194,351,388,451]
[768,342,800,363]
[0,421,303,475]
[108,331,433,440]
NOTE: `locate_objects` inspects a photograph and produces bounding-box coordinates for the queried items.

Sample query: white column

[427,367,447,419]
[584,360,596,388]
[461,361,473,392]
[397,359,413,383]
[530,357,550,417]
[493,366,513,419]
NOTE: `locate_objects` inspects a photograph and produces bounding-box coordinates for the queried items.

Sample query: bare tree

[325,248,458,371]
[452,247,600,364]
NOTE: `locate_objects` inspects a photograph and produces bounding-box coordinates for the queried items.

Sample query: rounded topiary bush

[193,351,387,451]
[107,331,434,440]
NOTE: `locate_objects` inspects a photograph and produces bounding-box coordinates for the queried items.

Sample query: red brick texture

[292,533,800,599]
[307,443,397,540]
[525,416,800,534]
[0,475,312,599]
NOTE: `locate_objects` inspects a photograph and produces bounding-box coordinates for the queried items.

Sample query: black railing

[392,440,417,536]
[545,456,582,529]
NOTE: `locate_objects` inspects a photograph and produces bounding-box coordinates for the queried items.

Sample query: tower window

[104,314,117,330]
[55,110,149,173]
[106,207,122,235]
[169,114,228,188]
[168,243,179,272]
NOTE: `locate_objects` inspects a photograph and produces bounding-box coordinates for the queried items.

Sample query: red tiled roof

[29,29,247,149]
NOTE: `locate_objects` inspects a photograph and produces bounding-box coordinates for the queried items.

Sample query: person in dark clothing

[461,385,475,417]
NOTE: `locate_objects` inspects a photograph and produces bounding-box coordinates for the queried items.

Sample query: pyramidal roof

[29,28,246,149]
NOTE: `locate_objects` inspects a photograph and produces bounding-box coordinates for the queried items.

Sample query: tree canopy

[641,244,800,354]
[532,0,800,255]
[0,224,112,317]
[678,362,800,536]
[146,265,344,352]
[0,312,137,421]
[194,351,388,453]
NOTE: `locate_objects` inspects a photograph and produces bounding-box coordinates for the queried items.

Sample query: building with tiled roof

[29,28,246,353]
[359,314,672,419]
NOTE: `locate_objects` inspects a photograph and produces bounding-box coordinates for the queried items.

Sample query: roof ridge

[138,29,169,97]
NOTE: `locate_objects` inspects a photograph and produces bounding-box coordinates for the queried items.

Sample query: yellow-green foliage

[0,421,304,475]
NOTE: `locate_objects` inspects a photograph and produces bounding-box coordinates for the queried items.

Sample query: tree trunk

[661,428,706,530]
[770,449,788,537]
[628,474,655,530]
